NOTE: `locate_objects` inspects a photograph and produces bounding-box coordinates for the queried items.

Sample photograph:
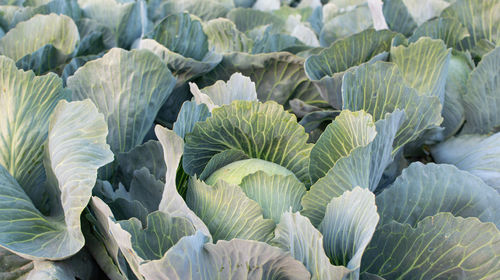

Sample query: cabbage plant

[0,0,499,279]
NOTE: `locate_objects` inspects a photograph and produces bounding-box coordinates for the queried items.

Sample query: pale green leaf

[309,110,377,183]
[68,48,176,155]
[462,47,500,134]
[0,13,79,74]
[272,211,349,280]
[432,133,500,193]
[377,162,500,228]
[0,100,113,259]
[240,171,307,224]
[187,178,275,242]
[139,231,311,280]
[362,213,500,279]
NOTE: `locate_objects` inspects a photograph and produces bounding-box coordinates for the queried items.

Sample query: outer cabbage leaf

[342,61,443,152]
[203,18,253,53]
[147,0,229,23]
[147,12,208,61]
[462,47,500,134]
[183,101,313,185]
[377,162,500,228]
[135,39,222,88]
[0,100,113,259]
[115,140,166,189]
[0,56,65,202]
[9,0,81,28]
[190,72,258,112]
[139,231,310,280]
[409,17,469,48]
[383,0,450,36]
[390,37,451,102]
[68,48,176,156]
[0,13,79,74]
[91,197,196,280]
[440,51,474,137]
[173,101,211,139]
[442,0,500,49]
[187,178,275,242]
[77,0,144,49]
[272,211,350,280]
[197,52,320,105]
[302,110,404,226]
[320,187,378,278]
[432,133,500,193]
[309,110,377,183]
[362,213,500,279]
[319,4,373,47]
[304,29,397,109]
[226,8,284,32]
[155,126,210,236]
[0,248,33,279]
[140,13,223,86]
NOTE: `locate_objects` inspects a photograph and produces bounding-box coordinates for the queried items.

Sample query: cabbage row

[0,0,499,279]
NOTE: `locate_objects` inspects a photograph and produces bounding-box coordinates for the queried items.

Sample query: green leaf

[272,211,350,280]
[432,133,500,193]
[304,29,396,108]
[342,61,443,152]
[116,140,166,189]
[203,18,253,53]
[26,248,105,280]
[117,212,196,261]
[77,0,144,49]
[240,171,307,224]
[139,231,311,280]
[305,29,396,80]
[147,12,208,61]
[309,110,377,183]
[462,47,500,134]
[9,0,81,28]
[402,0,450,25]
[0,13,79,74]
[187,178,275,242]
[440,51,474,137]
[362,213,500,279]
[183,101,313,185]
[87,198,130,279]
[302,110,405,226]
[251,32,306,54]
[135,39,222,87]
[0,248,33,279]
[377,162,500,228]
[319,4,373,47]
[226,7,284,32]
[173,101,211,139]
[0,100,113,259]
[197,52,320,105]
[409,17,469,48]
[127,168,165,213]
[68,48,177,155]
[442,0,500,48]
[320,187,379,276]
[0,55,65,202]
[390,37,451,102]
[149,0,230,22]
[191,72,258,111]
[155,126,211,237]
